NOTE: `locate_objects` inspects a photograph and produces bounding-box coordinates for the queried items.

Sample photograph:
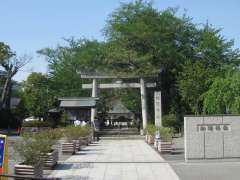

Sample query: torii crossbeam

[81,74,157,130]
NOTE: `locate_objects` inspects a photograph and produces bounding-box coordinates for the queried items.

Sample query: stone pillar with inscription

[154,91,162,128]
[140,78,148,130]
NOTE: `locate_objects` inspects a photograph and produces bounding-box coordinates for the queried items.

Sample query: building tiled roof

[108,99,131,114]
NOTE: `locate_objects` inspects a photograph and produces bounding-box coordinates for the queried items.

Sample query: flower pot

[88,135,93,144]
[145,135,149,142]
[42,149,58,169]
[154,139,160,149]
[62,142,76,154]
[157,141,173,153]
[72,140,81,151]
[14,161,43,179]
[147,135,154,144]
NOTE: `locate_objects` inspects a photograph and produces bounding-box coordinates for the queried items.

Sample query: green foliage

[146,124,156,136]
[14,129,62,165]
[178,60,217,114]
[63,126,79,141]
[29,1,240,127]
[103,1,240,116]
[78,124,92,137]
[162,114,179,130]
[203,68,240,114]
[63,125,92,142]
[13,134,43,165]
[23,72,52,118]
[160,127,174,142]
[45,128,63,142]
[22,120,52,127]
[147,123,173,141]
[13,129,62,166]
[37,39,104,98]
[177,25,240,114]
[0,42,14,62]
[33,128,63,152]
[104,2,195,75]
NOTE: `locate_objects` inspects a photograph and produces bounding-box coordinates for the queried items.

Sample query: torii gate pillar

[91,78,97,122]
[81,74,155,130]
[140,78,148,130]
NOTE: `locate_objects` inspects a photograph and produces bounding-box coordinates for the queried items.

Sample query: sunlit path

[50,140,179,180]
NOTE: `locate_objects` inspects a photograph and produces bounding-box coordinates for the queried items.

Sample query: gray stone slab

[185,115,240,160]
[49,140,179,180]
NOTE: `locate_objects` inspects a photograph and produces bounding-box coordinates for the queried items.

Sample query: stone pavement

[49,139,180,180]
[163,137,240,180]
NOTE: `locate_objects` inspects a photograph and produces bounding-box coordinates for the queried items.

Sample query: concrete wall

[184,115,240,160]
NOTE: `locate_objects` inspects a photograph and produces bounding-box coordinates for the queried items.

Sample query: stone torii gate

[81,74,157,130]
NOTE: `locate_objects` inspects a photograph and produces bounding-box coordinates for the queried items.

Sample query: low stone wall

[184,115,240,160]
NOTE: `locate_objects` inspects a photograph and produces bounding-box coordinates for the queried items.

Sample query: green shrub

[34,128,63,151]
[13,134,45,165]
[63,126,81,142]
[47,128,63,141]
[160,127,174,141]
[13,128,63,165]
[162,114,177,128]
[146,124,156,136]
[79,125,92,137]
[22,120,52,127]
[63,125,92,142]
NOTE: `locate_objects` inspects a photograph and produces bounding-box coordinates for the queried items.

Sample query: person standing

[81,120,87,127]
[74,119,81,126]
[136,116,141,133]
[92,118,100,141]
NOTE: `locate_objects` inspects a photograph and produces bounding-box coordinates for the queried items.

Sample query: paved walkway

[50,140,180,180]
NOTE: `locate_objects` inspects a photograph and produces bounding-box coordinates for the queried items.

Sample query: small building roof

[48,108,61,113]
[108,99,132,114]
[58,97,99,108]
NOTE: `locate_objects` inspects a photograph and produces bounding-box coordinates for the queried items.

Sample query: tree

[103,1,240,116]
[23,72,51,119]
[33,1,240,128]
[0,42,30,109]
[38,39,104,98]
[178,25,240,114]
[102,1,200,118]
[178,60,217,114]
[203,68,240,114]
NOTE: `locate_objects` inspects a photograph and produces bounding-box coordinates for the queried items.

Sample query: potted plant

[36,128,62,169]
[13,134,45,178]
[158,127,174,153]
[79,125,92,145]
[146,124,156,144]
[62,126,80,154]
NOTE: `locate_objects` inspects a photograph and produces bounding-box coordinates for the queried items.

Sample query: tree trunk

[0,71,12,110]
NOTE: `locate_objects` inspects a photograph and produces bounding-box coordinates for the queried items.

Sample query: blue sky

[0,0,239,82]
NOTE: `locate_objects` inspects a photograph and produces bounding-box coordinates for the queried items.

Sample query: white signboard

[154,91,162,127]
